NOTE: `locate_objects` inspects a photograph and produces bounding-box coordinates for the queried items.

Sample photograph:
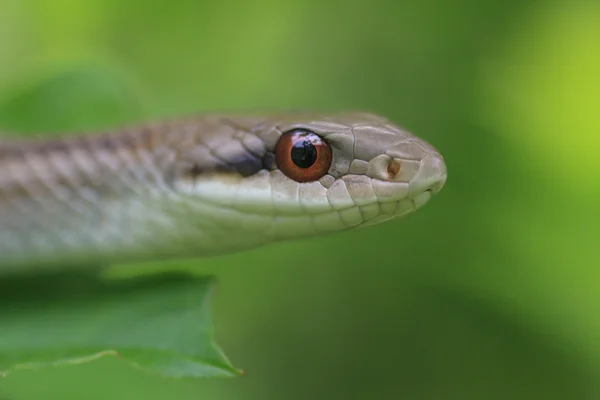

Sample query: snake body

[0,112,447,272]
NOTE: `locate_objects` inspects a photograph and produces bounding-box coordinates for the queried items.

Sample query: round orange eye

[274,129,332,182]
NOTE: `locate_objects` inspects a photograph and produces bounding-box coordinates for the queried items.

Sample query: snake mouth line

[180,170,442,220]
[187,185,434,224]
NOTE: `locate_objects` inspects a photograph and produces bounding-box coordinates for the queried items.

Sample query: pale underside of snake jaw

[0,112,447,272]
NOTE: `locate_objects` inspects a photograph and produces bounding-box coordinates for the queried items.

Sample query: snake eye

[275,129,332,182]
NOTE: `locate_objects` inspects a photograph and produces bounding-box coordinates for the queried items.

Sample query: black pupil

[290,139,318,168]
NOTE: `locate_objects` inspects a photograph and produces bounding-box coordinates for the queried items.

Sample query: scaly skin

[0,112,447,271]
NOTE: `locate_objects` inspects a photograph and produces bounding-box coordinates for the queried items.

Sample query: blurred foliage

[0,67,144,134]
[0,270,238,379]
[0,0,598,399]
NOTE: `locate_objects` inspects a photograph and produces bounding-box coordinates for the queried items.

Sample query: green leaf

[0,271,242,378]
[0,66,240,379]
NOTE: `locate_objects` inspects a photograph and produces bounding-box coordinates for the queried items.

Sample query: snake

[0,112,447,273]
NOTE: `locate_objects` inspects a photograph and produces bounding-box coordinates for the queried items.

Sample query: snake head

[174,111,447,252]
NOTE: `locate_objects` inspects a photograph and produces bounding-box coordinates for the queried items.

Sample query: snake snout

[408,152,447,198]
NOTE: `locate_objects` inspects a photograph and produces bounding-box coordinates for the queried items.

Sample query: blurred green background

[0,0,599,399]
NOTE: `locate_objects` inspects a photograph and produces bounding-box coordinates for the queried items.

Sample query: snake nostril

[386,160,401,179]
